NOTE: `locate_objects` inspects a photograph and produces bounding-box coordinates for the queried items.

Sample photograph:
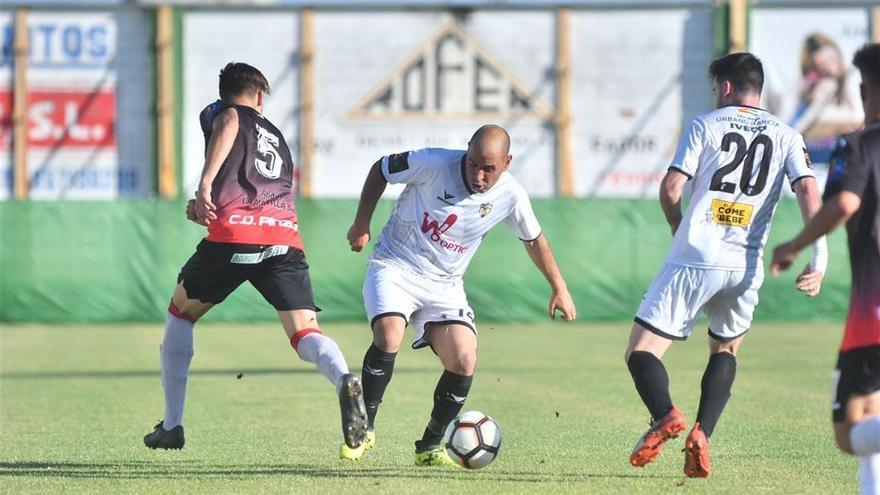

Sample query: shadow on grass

[0,461,677,483]
[0,367,440,380]
[1,366,566,380]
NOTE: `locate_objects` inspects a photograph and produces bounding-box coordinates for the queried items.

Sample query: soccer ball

[443,411,502,469]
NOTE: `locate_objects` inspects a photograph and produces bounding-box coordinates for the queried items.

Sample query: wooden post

[555,8,574,197]
[12,9,29,200]
[729,0,748,53]
[156,5,178,199]
[298,9,315,198]
[873,6,880,43]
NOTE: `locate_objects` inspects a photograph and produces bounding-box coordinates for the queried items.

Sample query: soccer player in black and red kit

[772,43,880,495]
[143,63,367,451]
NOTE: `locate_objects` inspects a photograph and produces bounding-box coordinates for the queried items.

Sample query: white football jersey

[370,148,542,281]
[666,105,814,271]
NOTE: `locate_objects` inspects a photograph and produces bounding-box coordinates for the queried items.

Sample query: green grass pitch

[0,322,856,494]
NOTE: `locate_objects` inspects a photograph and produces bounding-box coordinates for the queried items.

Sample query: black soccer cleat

[338,374,368,449]
[143,421,185,450]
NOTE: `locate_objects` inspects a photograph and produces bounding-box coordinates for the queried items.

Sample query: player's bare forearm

[199,108,239,190]
[790,191,860,252]
[348,159,388,252]
[353,160,388,228]
[523,234,566,290]
[523,234,576,320]
[659,170,688,235]
[771,191,860,277]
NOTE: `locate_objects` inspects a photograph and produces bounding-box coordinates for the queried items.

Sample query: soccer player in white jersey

[340,124,577,465]
[624,52,828,478]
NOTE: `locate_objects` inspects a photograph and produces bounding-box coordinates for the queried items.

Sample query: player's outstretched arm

[771,190,861,276]
[195,108,239,224]
[347,159,388,252]
[659,170,689,236]
[788,177,828,296]
[522,234,576,321]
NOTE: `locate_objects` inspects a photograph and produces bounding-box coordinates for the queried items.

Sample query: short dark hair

[708,52,764,95]
[218,62,270,101]
[853,43,880,89]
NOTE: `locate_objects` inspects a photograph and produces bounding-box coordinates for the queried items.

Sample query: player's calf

[418,370,473,449]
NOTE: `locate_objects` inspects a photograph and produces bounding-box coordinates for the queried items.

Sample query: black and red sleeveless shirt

[824,122,880,352]
[199,100,302,249]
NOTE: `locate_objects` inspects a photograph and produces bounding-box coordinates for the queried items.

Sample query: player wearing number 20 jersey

[624,52,827,479]
[666,105,815,271]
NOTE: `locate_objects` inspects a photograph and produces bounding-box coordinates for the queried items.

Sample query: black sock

[627,351,674,421]
[696,352,737,438]
[361,344,397,430]
[419,370,473,448]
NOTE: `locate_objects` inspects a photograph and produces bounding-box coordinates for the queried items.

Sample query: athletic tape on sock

[290,328,322,350]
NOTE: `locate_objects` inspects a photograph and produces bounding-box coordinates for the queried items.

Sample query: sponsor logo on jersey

[347,21,551,119]
[479,202,493,218]
[729,122,767,133]
[710,199,753,227]
[421,212,468,253]
[437,190,455,205]
[229,214,299,231]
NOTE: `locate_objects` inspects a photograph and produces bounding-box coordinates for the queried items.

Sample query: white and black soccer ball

[443,411,501,469]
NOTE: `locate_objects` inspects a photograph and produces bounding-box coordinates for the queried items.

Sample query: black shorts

[832,345,880,422]
[178,240,318,312]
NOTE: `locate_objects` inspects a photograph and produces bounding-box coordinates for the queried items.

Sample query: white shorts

[363,260,476,349]
[635,262,764,341]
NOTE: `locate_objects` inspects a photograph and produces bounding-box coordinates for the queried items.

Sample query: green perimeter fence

[0,199,851,324]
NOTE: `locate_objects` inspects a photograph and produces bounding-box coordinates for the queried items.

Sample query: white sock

[860,454,880,495]
[852,416,880,456]
[295,332,349,389]
[161,312,194,430]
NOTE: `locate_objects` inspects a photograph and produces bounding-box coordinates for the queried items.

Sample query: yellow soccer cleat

[339,430,376,461]
[414,445,460,468]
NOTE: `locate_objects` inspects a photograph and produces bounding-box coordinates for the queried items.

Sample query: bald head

[469,124,511,156]
[463,124,512,194]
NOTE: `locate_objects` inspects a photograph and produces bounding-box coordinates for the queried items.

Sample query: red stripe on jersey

[290,328,322,350]
[840,302,880,352]
[206,205,304,249]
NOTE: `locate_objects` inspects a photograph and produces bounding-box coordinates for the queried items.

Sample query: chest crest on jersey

[479,202,493,218]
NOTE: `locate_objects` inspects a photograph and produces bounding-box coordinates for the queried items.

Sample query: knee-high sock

[696,352,737,437]
[420,370,473,447]
[291,330,349,389]
[852,416,880,456]
[361,344,397,429]
[627,351,674,421]
[861,454,880,495]
[161,311,194,430]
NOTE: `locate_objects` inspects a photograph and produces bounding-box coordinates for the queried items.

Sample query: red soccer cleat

[684,422,711,478]
[630,405,688,467]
